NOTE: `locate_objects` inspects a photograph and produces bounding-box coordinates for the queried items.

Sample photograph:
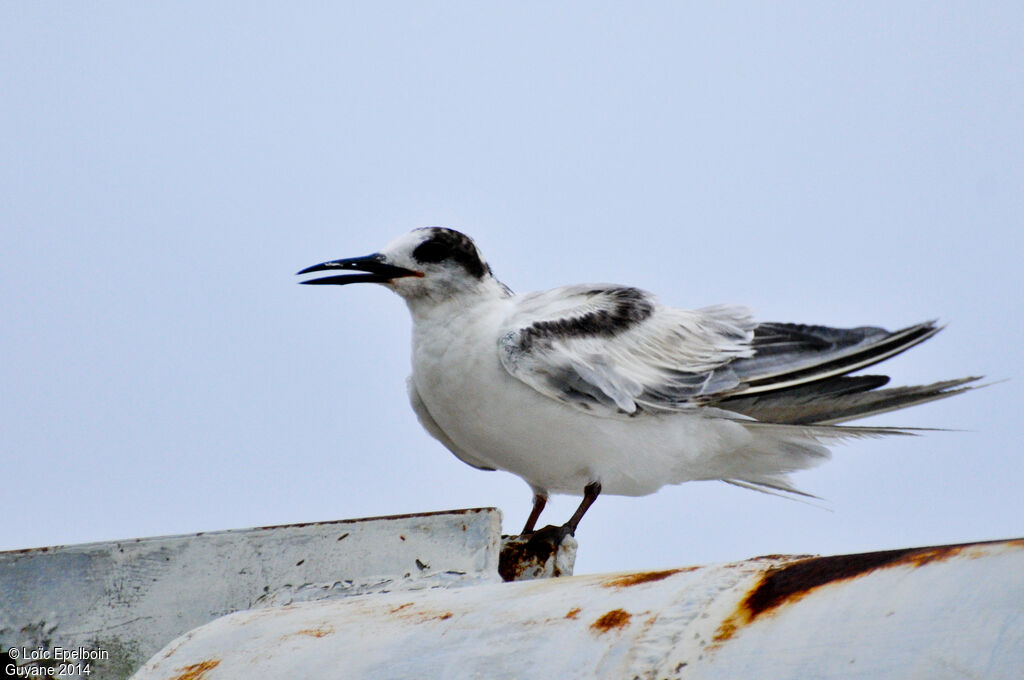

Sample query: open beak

[296,253,423,286]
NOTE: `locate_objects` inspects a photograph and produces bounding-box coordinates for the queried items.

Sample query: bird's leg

[564,481,601,536]
[524,481,602,549]
[521,492,548,534]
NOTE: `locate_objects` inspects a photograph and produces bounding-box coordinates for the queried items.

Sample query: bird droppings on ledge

[498,533,577,581]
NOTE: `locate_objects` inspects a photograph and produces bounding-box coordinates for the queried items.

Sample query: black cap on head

[411,227,488,279]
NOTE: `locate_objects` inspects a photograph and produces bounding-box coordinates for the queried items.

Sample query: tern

[299,227,979,539]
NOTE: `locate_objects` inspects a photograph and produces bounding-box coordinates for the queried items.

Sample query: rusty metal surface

[130,537,1024,680]
[499,533,577,581]
[1,508,501,679]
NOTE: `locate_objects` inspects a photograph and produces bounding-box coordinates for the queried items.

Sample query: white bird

[298,227,979,540]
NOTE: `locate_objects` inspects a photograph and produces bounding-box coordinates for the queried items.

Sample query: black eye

[413,239,452,263]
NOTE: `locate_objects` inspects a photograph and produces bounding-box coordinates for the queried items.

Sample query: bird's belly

[412,328,750,496]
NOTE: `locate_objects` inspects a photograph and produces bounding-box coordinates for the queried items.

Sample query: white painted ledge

[1,508,502,679]
[130,538,1024,680]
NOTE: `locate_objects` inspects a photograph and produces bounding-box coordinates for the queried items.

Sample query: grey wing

[497,285,757,417]
[713,320,981,424]
[726,321,940,395]
[499,286,973,421]
[406,377,495,471]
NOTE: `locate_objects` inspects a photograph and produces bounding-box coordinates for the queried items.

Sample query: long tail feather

[727,320,942,397]
[718,376,982,425]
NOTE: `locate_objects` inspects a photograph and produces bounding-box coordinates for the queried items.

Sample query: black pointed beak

[296,253,423,285]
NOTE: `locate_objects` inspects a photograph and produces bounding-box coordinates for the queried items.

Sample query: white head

[297,227,508,308]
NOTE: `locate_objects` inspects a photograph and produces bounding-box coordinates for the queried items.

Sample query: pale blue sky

[2,3,1022,574]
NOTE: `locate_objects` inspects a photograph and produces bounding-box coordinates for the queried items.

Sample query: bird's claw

[525,523,574,551]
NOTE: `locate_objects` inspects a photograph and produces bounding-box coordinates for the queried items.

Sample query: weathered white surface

[1,508,500,679]
[131,538,1024,680]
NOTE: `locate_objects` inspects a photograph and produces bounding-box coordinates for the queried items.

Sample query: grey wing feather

[407,377,495,471]
[721,320,943,396]
[500,288,971,424]
[723,477,822,500]
[717,375,982,425]
[707,320,983,424]
[498,285,756,416]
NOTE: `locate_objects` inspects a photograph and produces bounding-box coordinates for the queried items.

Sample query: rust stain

[169,658,220,680]
[591,608,632,633]
[602,567,696,588]
[290,625,334,638]
[565,607,582,619]
[389,605,455,623]
[498,535,559,582]
[713,541,989,645]
[5,545,59,555]
[901,546,969,567]
[712,620,738,645]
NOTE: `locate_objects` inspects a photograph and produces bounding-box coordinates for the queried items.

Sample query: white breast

[407,298,750,496]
